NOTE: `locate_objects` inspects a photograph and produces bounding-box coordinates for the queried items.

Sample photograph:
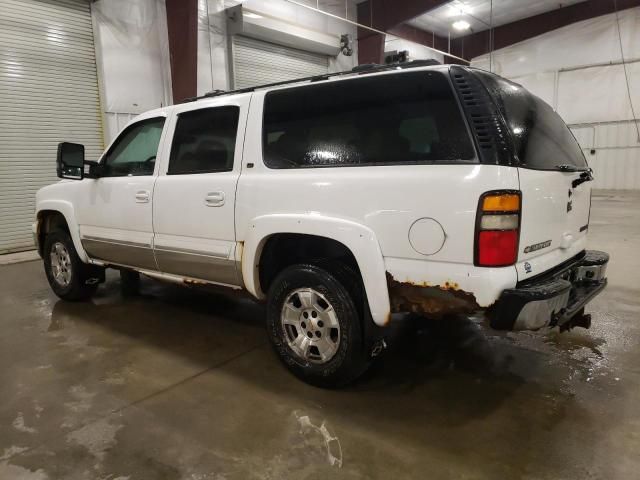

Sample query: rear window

[262,71,475,168]
[475,70,587,170]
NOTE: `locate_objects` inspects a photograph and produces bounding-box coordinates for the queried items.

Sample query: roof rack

[181,59,443,103]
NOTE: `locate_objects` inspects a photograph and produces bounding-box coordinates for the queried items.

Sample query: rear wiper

[555,164,581,172]
[572,169,594,188]
[555,164,594,187]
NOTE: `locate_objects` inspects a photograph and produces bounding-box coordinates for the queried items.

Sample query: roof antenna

[614,0,640,143]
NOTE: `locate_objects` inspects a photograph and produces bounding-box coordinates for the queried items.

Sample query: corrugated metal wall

[471,8,640,190]
[0,0,103,253]
[232,35,329,89]
[572,121,640,189]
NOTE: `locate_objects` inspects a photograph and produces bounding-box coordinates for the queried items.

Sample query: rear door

[475,71,592,280]
[152,96,250,286]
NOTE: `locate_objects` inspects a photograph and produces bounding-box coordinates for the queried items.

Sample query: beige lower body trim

[154,247,240,286]
[81,236,242,288]
[81,236,157,271]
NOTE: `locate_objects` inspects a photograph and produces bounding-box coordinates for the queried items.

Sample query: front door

[76,115,168,270]
[152,98,249,286]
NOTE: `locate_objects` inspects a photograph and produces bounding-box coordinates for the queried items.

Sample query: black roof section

[181,59,442,103]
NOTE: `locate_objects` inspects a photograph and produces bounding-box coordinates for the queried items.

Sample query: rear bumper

[490,250,609,330]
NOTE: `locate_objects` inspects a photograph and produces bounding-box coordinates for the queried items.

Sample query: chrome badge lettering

[524,240,551,254]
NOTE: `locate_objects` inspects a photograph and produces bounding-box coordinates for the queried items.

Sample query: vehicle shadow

[48,274,554,429]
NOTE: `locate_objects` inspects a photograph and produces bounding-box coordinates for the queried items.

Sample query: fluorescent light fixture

[452,20,471,31]
[243,12,263,19]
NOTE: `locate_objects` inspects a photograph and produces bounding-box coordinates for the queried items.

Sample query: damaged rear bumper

[490,250,609,331]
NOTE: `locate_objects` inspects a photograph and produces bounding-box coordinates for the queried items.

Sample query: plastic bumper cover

[490,250,609,330]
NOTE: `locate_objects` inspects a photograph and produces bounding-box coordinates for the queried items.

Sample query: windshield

[475,70,587,171]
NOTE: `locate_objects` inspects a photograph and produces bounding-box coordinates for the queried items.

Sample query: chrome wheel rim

[281,288,341,364]
[50,242,72,287]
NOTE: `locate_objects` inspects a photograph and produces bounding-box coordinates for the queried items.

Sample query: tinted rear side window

[262,71,475,168]
[475,70,587,170]
[168,106,239,175]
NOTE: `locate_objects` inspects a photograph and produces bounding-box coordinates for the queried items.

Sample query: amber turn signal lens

[482,194,520,212]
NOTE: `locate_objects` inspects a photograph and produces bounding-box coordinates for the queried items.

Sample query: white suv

[34,63,609,386]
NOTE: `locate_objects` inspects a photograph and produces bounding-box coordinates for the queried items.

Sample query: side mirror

[84,160,106,179]
[57,142,85,180]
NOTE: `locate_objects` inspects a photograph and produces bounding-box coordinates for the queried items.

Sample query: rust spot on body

[386,272,479,317]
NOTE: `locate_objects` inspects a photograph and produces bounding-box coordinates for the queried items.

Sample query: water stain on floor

[1,192,639,479]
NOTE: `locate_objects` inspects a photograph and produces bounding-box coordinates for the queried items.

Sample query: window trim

[101,116,167,178]
[260,70,478,170]
[166,105,241,176]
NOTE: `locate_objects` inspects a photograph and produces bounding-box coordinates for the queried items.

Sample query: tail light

[475,191,521,267]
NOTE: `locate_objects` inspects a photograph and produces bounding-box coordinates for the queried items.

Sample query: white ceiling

[406,0,588,39]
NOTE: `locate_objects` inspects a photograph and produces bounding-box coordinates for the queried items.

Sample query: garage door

[0,0,103,254]
[233,35,329,89]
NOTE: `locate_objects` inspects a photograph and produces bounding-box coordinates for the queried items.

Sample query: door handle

[205,191,225,207]
[135,190,150,203]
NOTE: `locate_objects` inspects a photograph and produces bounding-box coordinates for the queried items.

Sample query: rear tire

[43,230,99,301]
[266,263,371,388]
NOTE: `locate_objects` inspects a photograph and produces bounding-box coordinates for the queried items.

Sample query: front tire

[43,230,99,301]
[266,263,371,388]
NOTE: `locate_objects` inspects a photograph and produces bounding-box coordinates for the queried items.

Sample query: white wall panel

[91,0,172,143]
[472,8,640,78]
[589,149,640,190]
[558,62,640,124]
[198,0,229,95]
[596,121,640,147]
[472,6,640,190]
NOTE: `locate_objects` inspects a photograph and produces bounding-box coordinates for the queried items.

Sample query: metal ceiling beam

[358,0,453,32]
[166,0,198,103]
[356,0,451,64]
[386,23,466,65]
[450,0,640,61]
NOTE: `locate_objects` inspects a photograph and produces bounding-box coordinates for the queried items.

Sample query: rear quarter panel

[236,90,520,315]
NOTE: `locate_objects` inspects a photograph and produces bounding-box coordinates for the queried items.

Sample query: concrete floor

[1,191,639,480]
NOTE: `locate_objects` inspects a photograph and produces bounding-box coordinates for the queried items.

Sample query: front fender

[241,214,391,326]
[36,199,88,263]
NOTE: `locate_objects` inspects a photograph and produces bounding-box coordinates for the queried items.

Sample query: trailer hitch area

[558,308,592,332]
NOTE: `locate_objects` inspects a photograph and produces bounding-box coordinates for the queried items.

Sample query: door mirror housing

[56,142,85,180]
[84,160,106,179]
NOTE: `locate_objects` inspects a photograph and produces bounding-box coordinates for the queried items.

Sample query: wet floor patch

[1,192,640,479]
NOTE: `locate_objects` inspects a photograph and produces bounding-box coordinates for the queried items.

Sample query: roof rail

[181,59,444,103]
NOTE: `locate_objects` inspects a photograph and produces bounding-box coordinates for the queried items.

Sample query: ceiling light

[452,20,471,31]
[448,3,473,17]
